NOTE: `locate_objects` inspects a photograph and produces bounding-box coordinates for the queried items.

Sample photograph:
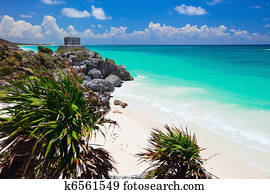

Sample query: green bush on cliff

[138,125,211,179]
[38,46,53,55]
[0,65,13,77]
[13,51,23,61]
[0,64,116,178]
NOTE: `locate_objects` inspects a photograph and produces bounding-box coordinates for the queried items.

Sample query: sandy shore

[94,89,270,179]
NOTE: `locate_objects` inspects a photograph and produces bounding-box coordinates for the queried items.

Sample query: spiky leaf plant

[138,125,211,179]
[0,63,116,178]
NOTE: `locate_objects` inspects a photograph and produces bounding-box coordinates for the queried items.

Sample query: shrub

[138,125,211,179]
[38,46,53,55]
[13,51,23,62]
[0,65,13,77]
[0,64,116,178]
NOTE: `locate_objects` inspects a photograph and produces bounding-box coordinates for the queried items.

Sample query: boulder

[117,65,134,81]
[80,59,99,72]
[114,99,128,108]
[105,74,122,87]
[83,75,92,81]
[69,55,79,66]
[72,65,86,73]
[88,68,103,79]
[80,59,133,81]
[84,78,114,93]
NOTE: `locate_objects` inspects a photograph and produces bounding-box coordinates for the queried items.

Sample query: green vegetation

[0,64,116,178]
[29,52,66,69]
[0,46,20,78]
[56,46,102,61]
[56,46,87,54]
[138,125,211,179]
[0,45,67,80]
[38,46,53,55]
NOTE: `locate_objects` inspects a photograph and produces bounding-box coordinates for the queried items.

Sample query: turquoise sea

[20,45,270,153]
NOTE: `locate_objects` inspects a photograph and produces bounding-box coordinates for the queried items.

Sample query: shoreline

[100,82,269,178]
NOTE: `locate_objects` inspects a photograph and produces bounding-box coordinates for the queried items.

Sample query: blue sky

[0,0,270,44]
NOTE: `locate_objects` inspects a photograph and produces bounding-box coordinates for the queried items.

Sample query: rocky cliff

[0,42,133,109]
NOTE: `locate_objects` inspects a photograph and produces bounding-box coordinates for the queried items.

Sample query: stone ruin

[64,37,81,46]
[59,37,84,49]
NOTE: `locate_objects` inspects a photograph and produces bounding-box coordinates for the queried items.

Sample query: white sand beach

[94,83,270,179]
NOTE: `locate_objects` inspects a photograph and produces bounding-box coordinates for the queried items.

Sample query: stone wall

[64,37,80,46]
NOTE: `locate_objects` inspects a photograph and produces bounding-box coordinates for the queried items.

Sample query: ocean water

[20,45,270,154]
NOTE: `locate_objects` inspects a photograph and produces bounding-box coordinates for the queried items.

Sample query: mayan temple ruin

[59,37,85,49]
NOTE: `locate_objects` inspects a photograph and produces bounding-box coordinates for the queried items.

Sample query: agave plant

[0,63,116,178]
[138,125,211,179]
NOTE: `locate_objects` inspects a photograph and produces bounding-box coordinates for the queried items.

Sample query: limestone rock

[80,59,133,81]
[88,68,103,79]
[114,99,128,108]
[84,78,114,93]
[73,65,86,73]
[105,74,122,87]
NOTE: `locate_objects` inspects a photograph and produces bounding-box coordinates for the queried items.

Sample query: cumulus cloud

[0,15,269,44]
[67,25,79,36]
[264,24,270,28]
[42,15,68,39]
[91,5,111,20]
[61,8,91,18]
[229,29,262,40]
[145,22,229,39]
[206,0,223,6]
[41,0,64,5]
[0,15,43,40]
[174,4,207,16]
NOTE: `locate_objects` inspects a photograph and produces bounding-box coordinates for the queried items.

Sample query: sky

[0,0,270,44]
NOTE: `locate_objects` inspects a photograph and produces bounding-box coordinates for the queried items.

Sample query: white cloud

[0,15,43,40]
[67,25,79,36]
[229,29,261,40]
[91,5,111,20]
[251,5,262,9]
[206,0,223,6]
[41,0,64,5]
[0,15,269,44]
[97,24,103,28]
[41,15,67,40]
[230,29,249,37]
[174,4,207,16]
[144,22,229,39]
[20,14,33,18]
[264,24,270,28]
[61,8,91,18]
